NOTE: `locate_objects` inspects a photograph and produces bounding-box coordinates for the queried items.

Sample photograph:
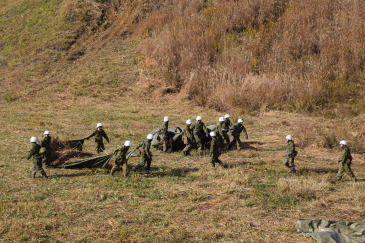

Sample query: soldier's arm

[242,126,248,139]
[103,131,110,143]
[27,147,35,160]
[339,150,346,163]
[86,131,96,140]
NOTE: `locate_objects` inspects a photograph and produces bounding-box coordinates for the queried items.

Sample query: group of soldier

[27,114,358,182]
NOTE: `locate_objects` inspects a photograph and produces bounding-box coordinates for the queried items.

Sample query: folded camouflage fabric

[296,218,365,243]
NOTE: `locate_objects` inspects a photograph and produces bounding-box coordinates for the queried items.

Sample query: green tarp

[296,218,365,243]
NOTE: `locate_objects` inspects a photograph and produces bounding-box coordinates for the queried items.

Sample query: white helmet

[224,114,230,119]
[44,130,50,135]
[164,116,169,122]
[286,135,293,141]
[210,131,216,137]
[30,137,37,143]
[147,134,153,140]
[219,117,225,122]
[186,119,192,125]
[339,140,348,146]
[238,118,243,123]
[196,116,202,121]
[96,123,103,128]
[124,141,131,147]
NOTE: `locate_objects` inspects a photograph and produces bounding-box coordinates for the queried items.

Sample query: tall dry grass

[138,0,365,112]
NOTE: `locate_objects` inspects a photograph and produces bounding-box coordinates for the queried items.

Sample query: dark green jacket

[192,121,208,136]
[339,146,352,163]
[114,146,129,162]
[161,121,169,134]
[216,122,226,136]
[210,137,221,156]
[287,140,297,157]
[41,136,51,150]
[223,119,232,131]
[136,139,152,158]
[231,123,248,139]
[182,126,195,144]
[27,143,42,160]
[87,129,109,143]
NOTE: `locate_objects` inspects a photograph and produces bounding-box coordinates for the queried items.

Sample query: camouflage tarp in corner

[296,218,365,243]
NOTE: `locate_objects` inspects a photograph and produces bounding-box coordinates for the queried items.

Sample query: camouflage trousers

[141,154,152,171]
[222,133,230,146]
[337,162,357,182]
[194,133,207,151]
[183,143,193,156]
[96,141,105,154]
[32,158,48,178]
[229,135,241,150]
[210,154,224,167]
[284,156,296,173]
[110,159,129,177]
[162,134,173,153]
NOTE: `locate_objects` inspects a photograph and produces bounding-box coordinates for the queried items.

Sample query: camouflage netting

[296,218,365,243]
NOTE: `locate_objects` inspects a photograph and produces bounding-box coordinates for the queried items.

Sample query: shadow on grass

[300,167,338,174]
[146,167,199,178]
[50,172,93,178]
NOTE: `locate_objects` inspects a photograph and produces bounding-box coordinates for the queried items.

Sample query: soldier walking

[216,117,226,148]
[182,119,195,156]
[222,114,232,145]
[192,116,209,151]
[209,131,225,167]
[86,123,110,153]
[229,118,248,150]
[110,141,131,176]
[284,135,297,173]
[27,137,48,178]
[337,140,357,182]
[41,130,52,165]
[161,116,172,152]
[135,134,153,171]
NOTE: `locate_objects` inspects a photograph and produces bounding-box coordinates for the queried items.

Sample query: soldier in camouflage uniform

[41,130,52,165]
[110,141,131,176]
[229,118,248,150]
[182,119,195,156]
[337,140,357,182]
[215,117,226,148]
[192,116,209,151]
[222,114,232,145]
[86,123,110,153]
[27,137,48,178]
[209,132,224,167]
[284,135,297,173]
[135,134,153,171]
[161,116,173,152]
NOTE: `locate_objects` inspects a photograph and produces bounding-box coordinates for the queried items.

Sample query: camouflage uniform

[110,145,129,176]
[161,121,172,152]
[229,123,248,150]
[136,139,152,170]
[337,146,357,182]
[210,136,224,167]
[182,125,195,156]
[87,129,110,153]
[192,121,209,151]
[27,143,48,178]
[41,135,52,165]
[215,122,226,148]
[284,140,297,173]
[222,118,231,145]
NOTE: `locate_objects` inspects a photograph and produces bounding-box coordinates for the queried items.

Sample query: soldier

[182,119,195,156]
[135,134,153,171]
[86,123,110,153]
[209,132,224,167]
[161,116,172,152]
[27,137,48,178]
[110,141,131,176]
[229,118,248,150]
[284,135,297,173]
[192,116,209,151]
[41,130,52,165]
[222,114,232,145]
[215,117,226,148]
[337,140,357,182]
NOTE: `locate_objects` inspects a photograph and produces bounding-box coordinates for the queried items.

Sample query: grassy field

[1,93,364,242]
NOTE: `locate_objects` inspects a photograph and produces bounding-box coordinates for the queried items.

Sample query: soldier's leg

[217,157,224,167]
[183,144,191,156]
[122,161,129,177]
[237,137,242,150]
[224,134,230,148]
[284,156,290,168]
[110,163,120,175]
[195,135,202,151]
[336,163,345,180]
[146,158,151,171]
[288,157,296,173]
[210,156,216,167]
[32,161,37,178]
[36,158,48,178]
[345,164,357,182]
